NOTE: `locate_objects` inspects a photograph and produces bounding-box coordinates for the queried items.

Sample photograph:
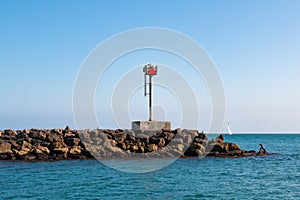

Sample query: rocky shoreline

[0,126,271,161]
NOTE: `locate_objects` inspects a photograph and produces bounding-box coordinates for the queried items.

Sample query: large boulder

[160,132,175,143]
[64,138,80,147]
[34,150,48,160]
[208,142,226,153]
[217,134,224,142]
[50,141,68,150]
[4,129,17,136]
[3,129,17,140]
[53,147,69,157]
[51,129,63,135]
[146,144,158,152]
[113,133,127,143]
[15,141,33,157]
[197,131,208,140]
[9,140,18,150]
[189,142,205,151]
[17,150,29,157]
[47,133,63,143]
[139,146,145,153]
[130,145,139,152]
[222,142,230,152]
[36,145,50,154]
[172,138,184,145]
[64,125,71,132]
[150,137,165,147]
[21,141,33,152]
[184,149,203,157]
[0,141,12,154]
[139,137,149,145]
[173,144,184,152]
[103,129,115,135]
[68,146,82,158]
[29,130,47,140]
[229,143,241,151]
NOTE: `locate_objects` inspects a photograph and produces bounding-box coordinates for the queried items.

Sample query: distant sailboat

[227,123,233,135]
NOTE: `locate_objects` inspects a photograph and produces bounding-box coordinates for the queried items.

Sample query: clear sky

[0,0,300,132]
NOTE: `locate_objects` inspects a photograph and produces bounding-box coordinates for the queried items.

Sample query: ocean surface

[0,134,299,199]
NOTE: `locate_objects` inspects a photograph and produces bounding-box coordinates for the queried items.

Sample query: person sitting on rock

[259,144,266,154]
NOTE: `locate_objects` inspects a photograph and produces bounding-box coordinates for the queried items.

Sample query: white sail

[227,123,233,135]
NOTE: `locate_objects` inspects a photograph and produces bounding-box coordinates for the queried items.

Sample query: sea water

[0,134,299,199]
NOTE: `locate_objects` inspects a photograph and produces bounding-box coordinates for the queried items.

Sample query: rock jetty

[0,126,269,161]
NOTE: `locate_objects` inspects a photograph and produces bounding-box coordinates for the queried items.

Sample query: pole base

[131,121,171,131]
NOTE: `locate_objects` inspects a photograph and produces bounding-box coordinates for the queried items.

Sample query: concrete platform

[132,121,171,131]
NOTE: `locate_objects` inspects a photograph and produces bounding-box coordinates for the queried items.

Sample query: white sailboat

[227,122,233,135]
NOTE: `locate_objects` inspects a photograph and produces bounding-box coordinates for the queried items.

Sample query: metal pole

[149,75,152,121]
[144,73,146,96]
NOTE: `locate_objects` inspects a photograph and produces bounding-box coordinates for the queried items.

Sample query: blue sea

[1,134,299,199]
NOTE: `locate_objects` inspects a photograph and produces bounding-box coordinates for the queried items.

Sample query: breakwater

[0,126,268,161]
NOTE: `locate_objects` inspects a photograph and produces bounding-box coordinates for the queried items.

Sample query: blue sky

[1,0,300,132]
